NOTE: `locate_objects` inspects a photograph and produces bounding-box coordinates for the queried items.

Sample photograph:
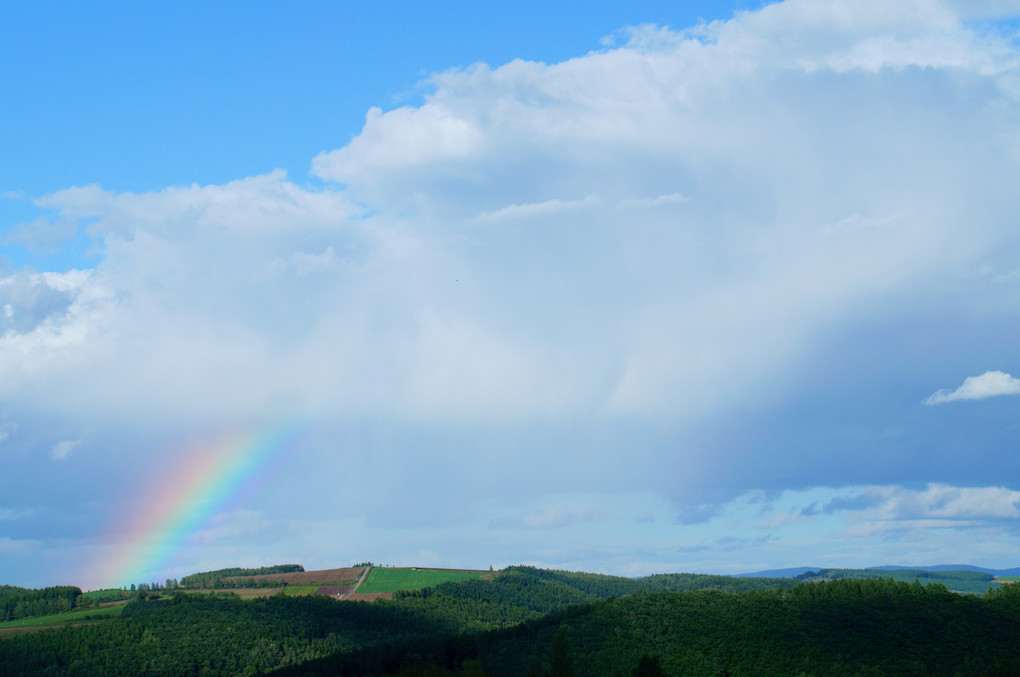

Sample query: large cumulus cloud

[4,0,1020,584]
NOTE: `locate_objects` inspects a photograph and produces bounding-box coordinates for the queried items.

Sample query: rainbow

[90,423,308,590]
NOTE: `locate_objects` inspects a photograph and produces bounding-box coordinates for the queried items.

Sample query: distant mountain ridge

[737,565,1020,578]
[734,567,820,578]
[870,564,1020,576]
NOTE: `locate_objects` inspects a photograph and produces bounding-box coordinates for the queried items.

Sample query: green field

[280,585,321,596]
[356,567,487,594]
[80,588,129,601]
[0,604,124,629]
[78,589,131,606]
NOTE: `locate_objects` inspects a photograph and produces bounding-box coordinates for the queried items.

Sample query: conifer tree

[548,631,573,677]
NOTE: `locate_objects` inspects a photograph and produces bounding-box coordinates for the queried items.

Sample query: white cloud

[0,270,89,336]
[267,246,341,277]
[6,0,1020,585]
[795,484,1020,522]
[474,196,601,223]
[874,484,1020,520]
[50,439,81,461]
[9,0,1017,434]
[0,508,33,522]
[924,370,1020,405]
[312,105,483,182]
[35,170,357,239]
[752,510,807,530]
[493,499,606,530]
[0,421,15,444]
[0,537,38,554]
[620,193,692,209]
[670,483,1020,572]
[299,0,1019,428]
[193,510,265,544]
[5,217,78,253]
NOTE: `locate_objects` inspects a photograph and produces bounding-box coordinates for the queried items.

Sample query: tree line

[0,585,82,622]
[794,567,999,593]
[178,564,305,589]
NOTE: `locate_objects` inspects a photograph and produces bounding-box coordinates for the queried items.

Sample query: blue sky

[2,1,751,272]
[4,0,1020,589]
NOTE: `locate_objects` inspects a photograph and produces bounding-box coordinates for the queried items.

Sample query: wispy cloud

[5,217,78,254]
[474,196,601,223]
[50,439,81,461]
[491,499,606,530]
[0,421,15,444]
[924,371,1020,405]
[0,508,34,522]
[844,484,1020,521]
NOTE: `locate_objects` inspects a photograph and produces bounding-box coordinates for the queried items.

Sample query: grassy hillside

[0,604,123,630]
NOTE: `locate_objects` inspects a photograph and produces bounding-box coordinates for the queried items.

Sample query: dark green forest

[0,586,82,622]
[795,567,998,593]
[2,567,1020,676]
[179,565,306,589]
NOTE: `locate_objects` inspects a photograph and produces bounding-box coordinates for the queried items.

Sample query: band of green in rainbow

[91,423,307,590]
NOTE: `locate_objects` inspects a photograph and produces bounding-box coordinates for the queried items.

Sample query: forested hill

[0,567,799,676]
[794,567,1000,593]
[4,567,1020,676]
[508,566,801,597]
[279,579,1020,677]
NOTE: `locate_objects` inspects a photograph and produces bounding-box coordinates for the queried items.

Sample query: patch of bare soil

[342,592,392,602]
[230,588,283,598]
[0,625,79,635]
[225,567,366,585]
[315,586,353,596]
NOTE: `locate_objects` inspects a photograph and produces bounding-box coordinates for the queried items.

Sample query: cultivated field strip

[224,567,365,585]
[315,586,353,596]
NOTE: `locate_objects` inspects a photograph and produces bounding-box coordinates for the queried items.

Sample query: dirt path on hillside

[353,566,370,592]
[339,566,371,600]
